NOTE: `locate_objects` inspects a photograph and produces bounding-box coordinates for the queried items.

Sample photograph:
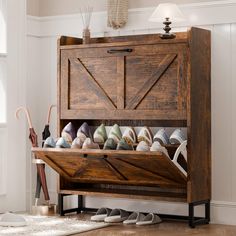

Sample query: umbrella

[42,105,56,146]
[34,105,56,206]
[15,107,50,206]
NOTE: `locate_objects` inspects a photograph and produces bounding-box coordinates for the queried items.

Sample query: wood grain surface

[42,28,212,206]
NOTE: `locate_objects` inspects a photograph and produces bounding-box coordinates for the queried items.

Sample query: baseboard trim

[32,190,236,225]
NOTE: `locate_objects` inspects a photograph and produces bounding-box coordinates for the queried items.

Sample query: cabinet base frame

[57,194,210,228]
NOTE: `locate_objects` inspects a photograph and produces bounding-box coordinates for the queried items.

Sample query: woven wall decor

[107,0,128,29]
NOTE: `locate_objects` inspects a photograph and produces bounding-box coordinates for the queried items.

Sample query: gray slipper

[104,209,129,223]
[123,212,145,225]
[136,213,162,225]
[0,212,27,227]
[91,208,112,222]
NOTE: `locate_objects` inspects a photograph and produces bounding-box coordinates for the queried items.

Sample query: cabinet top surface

[59,32,189,50]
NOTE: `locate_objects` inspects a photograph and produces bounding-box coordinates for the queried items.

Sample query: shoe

[93,124,107,143]
[103,138,117,150]
[136,141,150,152]
[104,209,129,223]
[61,122,76,144]
[77,122,93,143]
[153,128,169,145]
[137,127,153,146]
[123,212,145,225]
[71,137,83,149]
[117,138,134,150]
[150,141,170,158]
[56,137,71,148]
[91,207,112,222]
[122,127,136,145]
[0,212,27,227]
[169,129,186,144]
[108,124,122,144]
[136,213,161,225]
[43,137,56,148]
[82,138,100,149]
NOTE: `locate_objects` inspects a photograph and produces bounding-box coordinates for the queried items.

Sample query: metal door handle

[107,49,133,54]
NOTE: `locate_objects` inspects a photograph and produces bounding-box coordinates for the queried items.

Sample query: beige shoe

[137,127,153,146]
[122,127,137,145]
[136,141,150,152]
[150,141,170,158]
[82,138,100,149]
[71,137,83,149]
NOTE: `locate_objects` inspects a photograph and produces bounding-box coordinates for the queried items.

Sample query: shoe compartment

[32,148,187,189]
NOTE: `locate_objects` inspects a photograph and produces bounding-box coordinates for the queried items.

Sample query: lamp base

[159,18,176,40]
[160,33,176,39]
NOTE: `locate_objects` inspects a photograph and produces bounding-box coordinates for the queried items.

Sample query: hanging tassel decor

[107,0,128,29]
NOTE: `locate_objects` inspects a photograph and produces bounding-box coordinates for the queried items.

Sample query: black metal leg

[205,201,210,224]
[58,193,210,228]
[77,195,83,214]
[58,194,83,216]
[188,200,210,228]
[58,194,64,216]
[189,202,194,228]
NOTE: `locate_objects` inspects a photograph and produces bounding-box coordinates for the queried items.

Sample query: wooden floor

[71,213,236,236]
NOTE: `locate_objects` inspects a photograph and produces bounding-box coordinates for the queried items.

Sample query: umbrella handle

[15,107,33,129]
[46,105,56,125]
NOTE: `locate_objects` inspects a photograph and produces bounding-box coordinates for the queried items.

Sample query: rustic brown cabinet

[32,27,211,228]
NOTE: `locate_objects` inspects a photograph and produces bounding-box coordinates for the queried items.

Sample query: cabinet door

[60,43,187,120]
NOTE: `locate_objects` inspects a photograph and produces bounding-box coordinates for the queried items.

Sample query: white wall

[27,0,224,16]
[26,1,236,225]
[0,0,27,213]
[27,0,39,17]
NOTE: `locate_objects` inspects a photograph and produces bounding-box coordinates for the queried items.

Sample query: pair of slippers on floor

[91,208,161,225]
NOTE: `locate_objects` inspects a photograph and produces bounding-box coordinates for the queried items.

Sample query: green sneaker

[108,124,122,144]
[56,137,71,148]
[93,124,107,143]
[103,138,117,150]
[117,138,134,150]
[43,137,56,148]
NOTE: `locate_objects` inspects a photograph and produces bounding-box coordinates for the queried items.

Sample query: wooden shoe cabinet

[32,27,211,227]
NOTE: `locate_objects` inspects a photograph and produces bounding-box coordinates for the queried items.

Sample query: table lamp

[149,3,185,39]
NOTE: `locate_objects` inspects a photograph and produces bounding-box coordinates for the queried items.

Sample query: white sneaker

[153,128,169,145]
[150,141,170,158]
[137,127,153,146]
[169,129,186,144]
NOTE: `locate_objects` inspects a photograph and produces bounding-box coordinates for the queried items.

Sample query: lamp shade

[149,3,185,22]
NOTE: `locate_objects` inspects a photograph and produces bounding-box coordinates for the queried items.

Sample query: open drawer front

[32,148,187,189]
